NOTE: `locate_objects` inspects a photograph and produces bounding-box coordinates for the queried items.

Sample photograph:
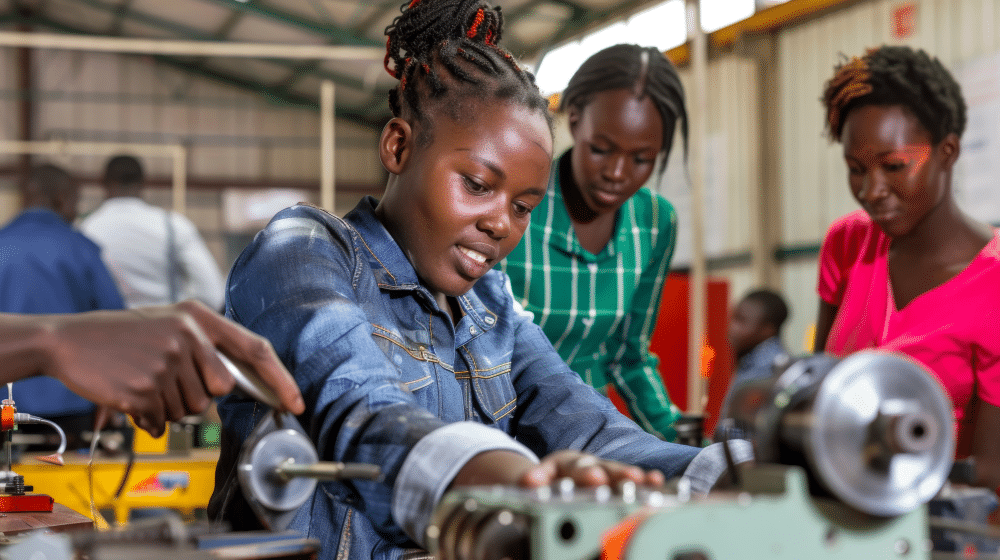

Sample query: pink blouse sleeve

[817,215,858,306]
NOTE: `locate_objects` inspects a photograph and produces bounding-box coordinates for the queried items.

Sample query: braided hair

[822,45,966,144]
[383,0,552,145]
[560,44,688,174]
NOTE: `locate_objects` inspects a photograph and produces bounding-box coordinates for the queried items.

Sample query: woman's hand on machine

[451,449,664,490]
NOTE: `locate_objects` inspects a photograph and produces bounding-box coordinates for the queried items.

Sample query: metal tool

[216,350,284,410]
[730,350,954,517]
[237,410,381,531]
[215,349,382,531]
[0,386,66,513]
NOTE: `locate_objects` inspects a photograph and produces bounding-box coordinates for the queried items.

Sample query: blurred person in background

[715,288,789,440]
[82,154,225,311]
[0,163,124,445]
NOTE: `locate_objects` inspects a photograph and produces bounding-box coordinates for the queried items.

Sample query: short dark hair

[560,43,688,174]
[104,154,144,189]
[822,45,966,144]
[26,163,74,203]
[742,289,789,333]
[383,0,552,145]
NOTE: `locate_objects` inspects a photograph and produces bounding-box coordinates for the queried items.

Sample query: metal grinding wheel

[785,351,955,517]
[237,411,382,531]
[238,411,319,532]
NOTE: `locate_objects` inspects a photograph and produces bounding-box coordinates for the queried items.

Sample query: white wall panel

[778,258,820,355]
[777,0,1000,249]
[711,268,755,308]
[665,55,757,266]
[21,49,382,189]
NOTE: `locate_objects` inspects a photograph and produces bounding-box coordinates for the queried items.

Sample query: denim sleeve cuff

[680,439,755,496]
[391,421,539,546]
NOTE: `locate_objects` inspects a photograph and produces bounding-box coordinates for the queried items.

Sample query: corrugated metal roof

[5,0,663,129]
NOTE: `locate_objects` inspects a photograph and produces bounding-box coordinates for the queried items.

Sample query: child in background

[209,2,744,559]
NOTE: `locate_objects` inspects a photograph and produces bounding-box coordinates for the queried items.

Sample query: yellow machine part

[15,448,219,526]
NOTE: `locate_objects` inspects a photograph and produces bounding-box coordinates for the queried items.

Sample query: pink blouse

[818,210,1000,433]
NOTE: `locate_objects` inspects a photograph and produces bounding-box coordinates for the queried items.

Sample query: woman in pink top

[815,46,1000,491]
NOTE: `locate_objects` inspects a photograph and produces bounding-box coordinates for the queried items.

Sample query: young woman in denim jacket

[209,1,744,558]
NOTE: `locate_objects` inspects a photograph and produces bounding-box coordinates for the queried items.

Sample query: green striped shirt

[500,152,681,440]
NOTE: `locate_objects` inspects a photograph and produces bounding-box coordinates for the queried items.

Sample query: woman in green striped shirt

[500,44,686,440]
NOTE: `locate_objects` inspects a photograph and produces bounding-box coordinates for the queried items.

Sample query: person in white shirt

[82,155,225,311]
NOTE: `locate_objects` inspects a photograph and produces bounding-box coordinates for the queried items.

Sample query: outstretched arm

[451,448,664,490]
[0,300,304,436]
[606,202,679,440]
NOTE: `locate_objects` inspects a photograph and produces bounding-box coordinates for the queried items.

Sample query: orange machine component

[607,273,733,438]
[0,493,54,513]
[0,403,14,432]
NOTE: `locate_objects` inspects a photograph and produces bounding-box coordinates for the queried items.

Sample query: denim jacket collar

[347,196,498,339]
[349,196,421,291]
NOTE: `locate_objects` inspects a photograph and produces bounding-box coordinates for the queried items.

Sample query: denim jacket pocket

[461,349,517,425]
[370,325,437,398]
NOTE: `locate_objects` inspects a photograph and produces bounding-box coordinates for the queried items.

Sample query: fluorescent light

[534,0,687,96]
[701,0,755,32]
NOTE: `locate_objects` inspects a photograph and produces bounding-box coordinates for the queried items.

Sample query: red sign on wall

[893,3,917,39]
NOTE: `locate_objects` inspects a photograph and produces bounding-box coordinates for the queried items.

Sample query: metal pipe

[0,30,385,61]
[171,144,186,213]
[320,80,335,214]
[15,413,66,462]
[686,0,709,416]
[275,458,381,482]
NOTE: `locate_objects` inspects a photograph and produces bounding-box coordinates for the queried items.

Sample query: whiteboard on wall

[954,52,1000,226]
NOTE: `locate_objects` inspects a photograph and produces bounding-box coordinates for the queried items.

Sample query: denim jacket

[208,197,701,560]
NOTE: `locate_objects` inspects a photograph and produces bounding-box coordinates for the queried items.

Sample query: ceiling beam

[356,2,396,40]
[27,0,379,93]
[272,59,322,95]
[212,9,245,39]
[108,0,135,36]
[9,13,384,129]
[500,0,584,59]
[0,27,383,63]
[203,0,379,46]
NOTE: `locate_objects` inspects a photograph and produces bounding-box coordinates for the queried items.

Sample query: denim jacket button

[469,326,478,335]
[484,316,495,325]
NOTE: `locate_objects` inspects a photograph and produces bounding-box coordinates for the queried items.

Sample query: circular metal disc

[803,351,955,516]
[239,428,319,512]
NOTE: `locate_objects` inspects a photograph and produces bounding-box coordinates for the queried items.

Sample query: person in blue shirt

[716,289,790,440]
[0,164,125,439]
[208,1,748,558]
